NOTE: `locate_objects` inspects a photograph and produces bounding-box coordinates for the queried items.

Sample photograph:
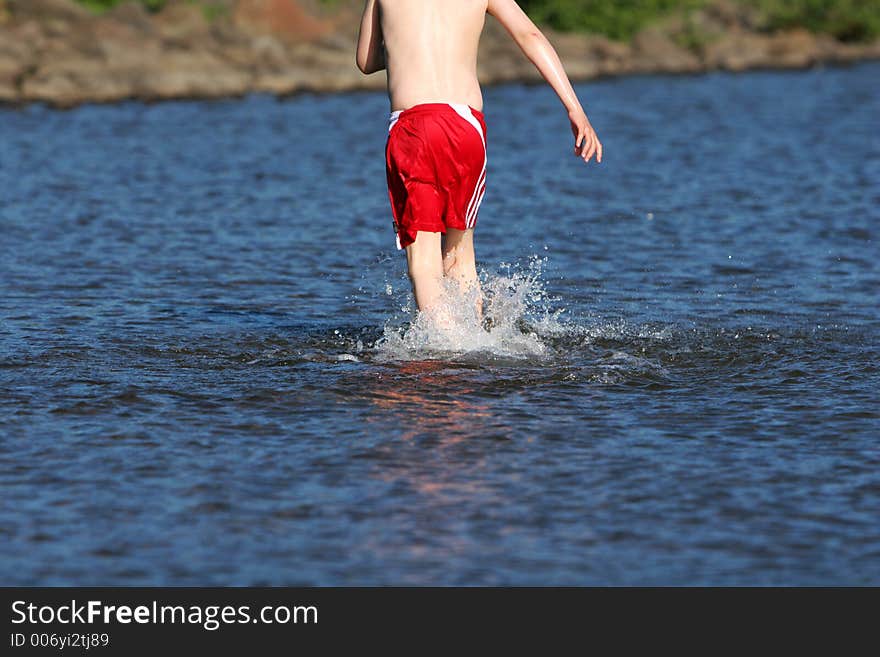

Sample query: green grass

[74,0,230,21]
[200,2,230,22]
[745,0,880,42]
[75,0,167,12]
[517,0,709,41]
[518,0,880,42]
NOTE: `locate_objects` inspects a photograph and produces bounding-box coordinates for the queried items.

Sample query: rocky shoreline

[1,0,878,108]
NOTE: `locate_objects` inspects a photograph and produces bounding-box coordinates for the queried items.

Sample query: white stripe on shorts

[449,103,487,229]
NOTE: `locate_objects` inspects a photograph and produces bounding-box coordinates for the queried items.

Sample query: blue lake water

[1,61,878,585]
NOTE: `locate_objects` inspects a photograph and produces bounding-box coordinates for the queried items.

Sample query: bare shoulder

[379,0,490,18]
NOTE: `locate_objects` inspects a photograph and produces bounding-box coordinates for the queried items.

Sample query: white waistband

[388,110,403,132]
[388,103,474,133]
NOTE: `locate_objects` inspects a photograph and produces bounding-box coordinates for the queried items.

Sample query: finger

[579,134,591,157]
[585,136,598,161]
[581,135,594,159]
[597,140,603,163]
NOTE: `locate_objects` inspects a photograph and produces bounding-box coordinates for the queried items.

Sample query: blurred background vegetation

[76,0,167,10]
[73,0,880,42]
[72,0,232,20]
[518,0,879,42]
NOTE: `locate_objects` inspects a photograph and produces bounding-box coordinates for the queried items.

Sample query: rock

[842,38,880,62]
[6,0,89,22]
[136,50,251,100]
[154,2,210,45]
[251,71,298,95]
[0,51,23,102]
[94,26,161,66]
[585,35,633,76]
[21,57,123,106]
[233,0,331,42]
[0,20,36,59]
[91,17,155,59]
[766,28,821,68]
[702,28,838,72]
[588,35,632,61]
[249,34,290,69]
[632,26,702,73]
[704,31,771,71]
[103,0,156,36]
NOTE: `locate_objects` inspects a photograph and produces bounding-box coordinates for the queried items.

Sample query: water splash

[373,256,565,361]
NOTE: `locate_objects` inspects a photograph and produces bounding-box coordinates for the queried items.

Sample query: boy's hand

[569,109,602,164]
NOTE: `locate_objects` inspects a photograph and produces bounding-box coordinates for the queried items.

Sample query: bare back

[378,0,488,112]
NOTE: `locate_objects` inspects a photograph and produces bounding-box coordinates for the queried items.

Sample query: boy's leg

[405,231,444,312]
[442,228,483,317]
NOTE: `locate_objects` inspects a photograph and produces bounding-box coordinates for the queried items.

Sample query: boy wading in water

[357,0,601,321]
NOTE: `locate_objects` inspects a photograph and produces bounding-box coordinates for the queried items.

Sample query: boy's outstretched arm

[488,0,602,163]
[356,0,386,74]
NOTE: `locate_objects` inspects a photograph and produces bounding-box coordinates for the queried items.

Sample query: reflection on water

[1,62,878,584]
[365,361,503,510]
[366,360,498,440]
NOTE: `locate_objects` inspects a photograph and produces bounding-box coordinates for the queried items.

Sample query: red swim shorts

[385,102,487,250]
